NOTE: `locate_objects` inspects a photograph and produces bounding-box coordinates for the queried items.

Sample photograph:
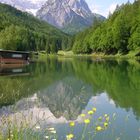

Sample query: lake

[0,57,140,140]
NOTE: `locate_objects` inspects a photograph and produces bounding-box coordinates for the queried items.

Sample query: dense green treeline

[0,3,72,52]
[73,0,140,55]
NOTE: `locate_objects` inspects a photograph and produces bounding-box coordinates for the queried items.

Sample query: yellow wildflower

[84,119,90,124]
[96,126,102,131]
[104,122,108,127]
[66,134,74,139]
[88,110,94,115]
[69,122,75,127]
[104,114,108,118]
[92,108,97,112]
[98,116,102,121]
[106,117,110,122]
[80,114,86,117]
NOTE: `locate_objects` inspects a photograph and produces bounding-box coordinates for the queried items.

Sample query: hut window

[12,54,22,58]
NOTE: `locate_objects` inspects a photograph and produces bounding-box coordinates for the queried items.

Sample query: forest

[72,0,140,56]
[0,3,72,53]
[0,1,140,56]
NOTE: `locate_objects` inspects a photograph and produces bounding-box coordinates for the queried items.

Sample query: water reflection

[38,77,93,120]
[0,63,30,76]
[73,59,140,118]
[0,57,140,139]
[0,58,140,118]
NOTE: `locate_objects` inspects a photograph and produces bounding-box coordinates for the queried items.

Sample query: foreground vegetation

[0,106,111,140]
[72,0,140,56]
[0,3,73,53]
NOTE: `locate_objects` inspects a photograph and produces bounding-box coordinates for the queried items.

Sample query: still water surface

[0,57,140,140]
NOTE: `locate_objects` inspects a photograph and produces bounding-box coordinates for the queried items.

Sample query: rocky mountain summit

[37,0,105,34]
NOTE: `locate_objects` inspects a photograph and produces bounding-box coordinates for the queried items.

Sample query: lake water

[0,57,140,140]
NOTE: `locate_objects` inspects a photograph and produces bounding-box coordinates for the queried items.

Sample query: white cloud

[100,3,117,18]
[108,3,117,14]
[88,1,118,18]
[90,4,102,14]
[26,9,38,16]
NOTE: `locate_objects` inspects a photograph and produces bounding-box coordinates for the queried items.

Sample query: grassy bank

[33,50,140,62]
[57,50,140,60]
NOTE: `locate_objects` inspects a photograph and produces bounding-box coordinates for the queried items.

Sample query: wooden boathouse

[0,50,30,64]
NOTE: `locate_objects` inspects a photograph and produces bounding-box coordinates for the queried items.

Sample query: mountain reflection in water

[0,57,140,140]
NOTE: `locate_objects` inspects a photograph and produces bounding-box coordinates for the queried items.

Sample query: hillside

[0,3,72,52]
[72,1,140,56]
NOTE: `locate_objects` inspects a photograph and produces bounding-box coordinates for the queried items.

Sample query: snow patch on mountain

[0,0,46,15]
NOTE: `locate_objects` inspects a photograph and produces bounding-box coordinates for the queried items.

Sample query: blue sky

[86,0,134,17]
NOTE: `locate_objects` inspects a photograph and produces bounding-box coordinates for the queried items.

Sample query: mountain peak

[37,0,93,27]
[37,0,105,34]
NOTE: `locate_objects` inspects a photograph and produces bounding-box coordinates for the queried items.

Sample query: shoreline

[57,51,140,60]
[37,50,140,61]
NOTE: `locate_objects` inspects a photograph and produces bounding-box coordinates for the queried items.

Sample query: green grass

[57,50,74,56]
[57,50,140,60]
[91,50,140,60]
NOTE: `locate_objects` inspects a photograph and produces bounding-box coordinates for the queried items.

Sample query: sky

[0,0,135,17]
[86,0,135,17]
